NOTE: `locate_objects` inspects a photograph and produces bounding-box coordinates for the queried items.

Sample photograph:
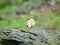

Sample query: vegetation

[0,0,60,45]
[0,0,60,31]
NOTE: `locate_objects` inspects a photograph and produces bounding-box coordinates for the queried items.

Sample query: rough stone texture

[0,28,60,45]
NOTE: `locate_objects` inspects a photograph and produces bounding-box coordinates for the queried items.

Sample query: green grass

[0,15,27,30]
[0,8,60,31]
[0,0,60,31]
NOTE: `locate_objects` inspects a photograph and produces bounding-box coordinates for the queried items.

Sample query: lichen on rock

[0,29,60,45]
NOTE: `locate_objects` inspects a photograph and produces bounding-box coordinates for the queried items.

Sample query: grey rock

[0,29,60,45]
[15,4,43,15]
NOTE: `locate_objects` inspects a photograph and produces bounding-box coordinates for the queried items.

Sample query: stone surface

[15,4,42,15]
[0,29,60,45]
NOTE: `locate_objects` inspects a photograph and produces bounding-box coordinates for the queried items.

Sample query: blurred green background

[0,0,60,31]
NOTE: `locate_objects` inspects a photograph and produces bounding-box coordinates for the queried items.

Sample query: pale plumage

[27,18,35,28]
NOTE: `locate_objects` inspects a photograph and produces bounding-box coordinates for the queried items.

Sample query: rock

[15,6,32,15]
[15,4,43,15]
[0,29,60,45]
[23,0,29,1]
[45,0,56,7]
